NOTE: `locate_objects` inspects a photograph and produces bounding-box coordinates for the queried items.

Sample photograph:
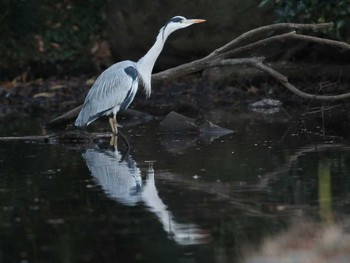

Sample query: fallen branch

[46,105,82,126]
[153,22,350,101]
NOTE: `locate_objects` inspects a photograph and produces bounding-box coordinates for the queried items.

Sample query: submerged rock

[158,111,233,135]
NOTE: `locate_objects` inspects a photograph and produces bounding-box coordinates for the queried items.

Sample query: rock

[158,111,233,135]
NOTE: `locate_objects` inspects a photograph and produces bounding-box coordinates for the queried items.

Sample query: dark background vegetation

[0,0,105,78]
[0,0,349,80]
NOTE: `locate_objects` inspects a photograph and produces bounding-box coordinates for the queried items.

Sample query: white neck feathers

[137,26,170,97]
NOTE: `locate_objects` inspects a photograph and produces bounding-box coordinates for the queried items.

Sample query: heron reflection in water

[83,147,209,245]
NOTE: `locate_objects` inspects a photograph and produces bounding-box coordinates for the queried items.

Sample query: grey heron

[75,16,205,134]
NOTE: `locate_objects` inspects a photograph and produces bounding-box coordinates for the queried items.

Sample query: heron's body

[75,61,139,127]
[75,16,205,134]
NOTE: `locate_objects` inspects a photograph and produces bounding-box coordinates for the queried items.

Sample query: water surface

[1,109,350,262]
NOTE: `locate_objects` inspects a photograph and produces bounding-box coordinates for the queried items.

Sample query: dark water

[1,109,350,262]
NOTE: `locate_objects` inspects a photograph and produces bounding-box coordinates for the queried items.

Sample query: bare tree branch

[152,22,350,101]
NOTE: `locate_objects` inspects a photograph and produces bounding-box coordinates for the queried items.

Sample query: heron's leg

[113,114,118,135]
[109,116,117,146]
[109,117,116,134]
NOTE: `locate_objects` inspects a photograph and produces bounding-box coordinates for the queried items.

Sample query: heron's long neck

[137,28,167,97]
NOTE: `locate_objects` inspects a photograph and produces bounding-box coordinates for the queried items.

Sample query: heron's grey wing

[75,62,138,127]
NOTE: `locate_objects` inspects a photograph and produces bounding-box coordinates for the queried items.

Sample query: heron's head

[162,16,205,40]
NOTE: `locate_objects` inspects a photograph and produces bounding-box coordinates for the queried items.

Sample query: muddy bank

[1,69,349,123]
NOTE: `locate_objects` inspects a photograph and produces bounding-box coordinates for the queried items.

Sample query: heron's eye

[170,17,183,23]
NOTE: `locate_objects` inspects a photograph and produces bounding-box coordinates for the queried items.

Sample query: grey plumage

[75,61,138,127]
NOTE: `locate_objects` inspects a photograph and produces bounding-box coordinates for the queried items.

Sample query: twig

[302,104,342,115]
[301,79,327,116]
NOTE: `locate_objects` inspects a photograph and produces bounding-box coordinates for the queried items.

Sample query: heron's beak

[186,19,206,24]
